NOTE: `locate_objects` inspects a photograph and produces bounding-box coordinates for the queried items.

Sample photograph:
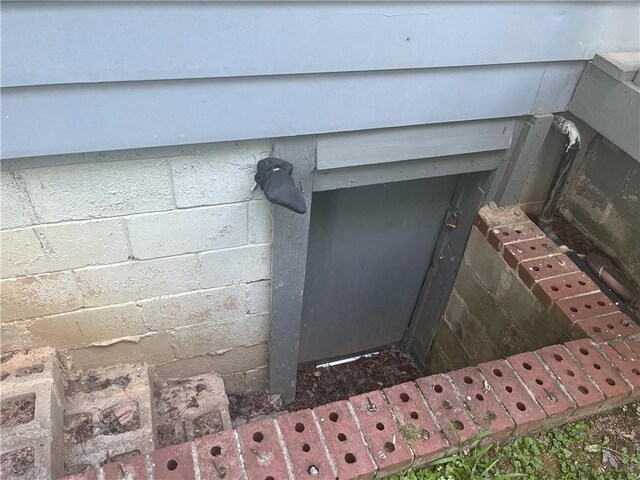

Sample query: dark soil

[551,214,596,255]
[0,447,34,477]
[0,396,36,428]
[66,371,131,396]
[64,412,95,446]
[229,348,421,422]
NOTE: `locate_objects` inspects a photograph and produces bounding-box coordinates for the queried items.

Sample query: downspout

[537,115,581,234]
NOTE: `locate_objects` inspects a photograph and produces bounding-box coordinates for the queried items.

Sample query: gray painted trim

[3,2,637,87]
[313,151,502,192]
[268,136,316,402]
[316,119,513,171]
[2,61,586,159]
[569,63,640,162]
[495,114,554,206]
[593,52,640,81]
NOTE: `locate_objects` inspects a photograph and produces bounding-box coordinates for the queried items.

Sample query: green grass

[386,404,640,480]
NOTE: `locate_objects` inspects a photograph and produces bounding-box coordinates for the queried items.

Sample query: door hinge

[445,207,460,229]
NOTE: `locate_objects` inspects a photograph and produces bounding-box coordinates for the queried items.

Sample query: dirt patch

[97,401,140,436]
[66,371,131,396]
[64,413,95,446]
[1,395,36,428]
[551,214,596,255]
[229,348,421,423]
[0,447,35,478]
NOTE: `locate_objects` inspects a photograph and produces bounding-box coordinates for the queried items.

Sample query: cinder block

[63,364,157,470]
[564,339,632,409]
[195,430,245,480]
[247,280,271,315]
[571,312,640,342]
[1,272,83,321]
[103,455,147,480]
[199,244,271,289]
[446,368,514,443]
[16,158,173,222]
[383,382,449,467]
[518,254,580,289]
[248,200,273,244]
[28,303,147,350]
[551,292,620,328]
[415,375,480,449]
[536,345,605,417]
[477,360,546,435]
[474,205,527,237]
[169,314,269,359]
[138,284,247,331]
[127,204,247,260]
[170,139,270,208]
[62,469,99,480]
[598,341,640,401]
[236,418,290,480]
[532,272,599,309]
[245,366,268,393]
[314,400,376,480]
[349,391,413,477]
[506,351,576,426]
[1,171,38,230]
[486,222,545,251]
[151,442,196,480]
[276,409,335,480]
[75,254,202,307]
[503,238,562,269]
[1,218,129,278]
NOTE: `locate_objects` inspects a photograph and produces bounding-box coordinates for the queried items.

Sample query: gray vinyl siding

[2,1,638,158]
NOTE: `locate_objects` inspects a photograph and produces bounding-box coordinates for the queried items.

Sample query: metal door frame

[268,115,552,401]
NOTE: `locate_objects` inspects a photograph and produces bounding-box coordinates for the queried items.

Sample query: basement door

[298,175,459,364]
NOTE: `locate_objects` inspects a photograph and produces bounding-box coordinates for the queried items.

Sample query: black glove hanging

[254,158,307,214]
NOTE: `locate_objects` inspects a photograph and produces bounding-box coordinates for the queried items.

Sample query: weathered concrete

[561,135,640,284]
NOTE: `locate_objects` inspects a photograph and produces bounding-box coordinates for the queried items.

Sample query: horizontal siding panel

[316,119,514,170]
[1,62,585,159]
[2,2,638,87]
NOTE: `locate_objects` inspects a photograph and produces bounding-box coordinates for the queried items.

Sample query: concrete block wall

[427,206,572,374]
[1,139,274,393]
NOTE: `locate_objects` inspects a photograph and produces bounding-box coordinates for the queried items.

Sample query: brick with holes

[103,454,147,480]
[313,400,375,480]
[150,442,196,480]
[276,409,335,480]
[477,359,546,435]
[487,223,545,251]
[415,374,481,449]
[564,339,632,409]
[349,390,413,477]
[474,206,527,237]
[572,312,640,342]
[626,336,640,357]
[383,382,449,467]
[518,254,581,289]
[532,272,599,309]
[503,238,562,269]
[237,418,291,480]
[507,351,576,427]
[536,345,605,418]
[194,429,244,480]
[551,292,619,329]
[446,368,514,442]
[595,341,640,402]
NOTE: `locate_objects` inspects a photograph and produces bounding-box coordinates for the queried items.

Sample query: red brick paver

[598,341,640,401]
[277,409,335,480]
[237,418,290,480]
[487,223,545,251]
[150,442,196,480]
[552,292,619,328]
[477,359,546,435]
[103,454,148,480]
[195,429,245,480]
[532,272,599,309]
[350,390,413,477]
[573,312,640,342]
[518,254,581,288]
[314,400,375,480]
[503,238,562,269]
[383,382,449,466]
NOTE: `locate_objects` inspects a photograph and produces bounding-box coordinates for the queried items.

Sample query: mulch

[229,348,421,422]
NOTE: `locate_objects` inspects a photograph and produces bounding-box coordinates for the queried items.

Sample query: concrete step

[1,347,65,480]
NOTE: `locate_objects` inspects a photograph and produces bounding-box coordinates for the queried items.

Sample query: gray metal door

[299,175,459,364]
